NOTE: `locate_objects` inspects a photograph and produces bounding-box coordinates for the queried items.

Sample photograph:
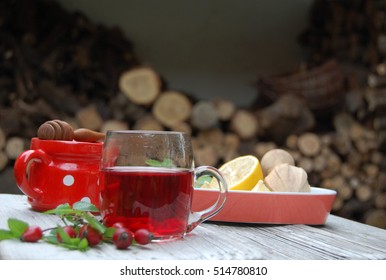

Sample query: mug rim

[30,137,102,155]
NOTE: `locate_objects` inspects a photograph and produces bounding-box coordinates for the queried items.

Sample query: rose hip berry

[78,224,102,246]
[21,225,43,243]
[134,229,153,245]
[113,228,133,250]
[57,226,76,242]
[112,222,126,229]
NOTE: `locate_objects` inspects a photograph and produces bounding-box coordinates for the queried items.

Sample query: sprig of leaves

[44,226,89,251]
[0,201,113,251]
[0,218,29,241]
[44,201,105,233]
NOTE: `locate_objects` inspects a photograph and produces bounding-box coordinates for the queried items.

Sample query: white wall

[59,0,313,107]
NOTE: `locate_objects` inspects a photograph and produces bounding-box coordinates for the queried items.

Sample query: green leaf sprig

[0,218,29,240]
[44,201,105,233]
[0,201,112,251]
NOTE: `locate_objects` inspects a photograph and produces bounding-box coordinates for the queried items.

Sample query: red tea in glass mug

[99,130,228,241]
[101,167,193,236]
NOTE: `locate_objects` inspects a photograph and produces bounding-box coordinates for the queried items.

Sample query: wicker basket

[257,60,345,112]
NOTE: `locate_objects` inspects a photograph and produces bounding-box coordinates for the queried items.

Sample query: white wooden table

[1,194,386,260]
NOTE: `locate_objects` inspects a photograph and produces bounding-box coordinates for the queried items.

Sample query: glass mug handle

[186,166,228,233]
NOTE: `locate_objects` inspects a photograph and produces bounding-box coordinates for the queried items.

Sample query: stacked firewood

[299,0,386,67]
[0,0,138,174]
[2,0,386,229]
[293,0,386,228]
[254,61,386,229]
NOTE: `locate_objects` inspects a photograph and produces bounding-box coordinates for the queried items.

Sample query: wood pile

[289,0,386,229]
[299,0,386,67]
[1,0,386,230]
[0,0,138,178]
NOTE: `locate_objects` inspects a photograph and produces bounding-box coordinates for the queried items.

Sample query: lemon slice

[203,155,263,191]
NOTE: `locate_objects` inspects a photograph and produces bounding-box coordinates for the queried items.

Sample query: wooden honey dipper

[37,120,105,142]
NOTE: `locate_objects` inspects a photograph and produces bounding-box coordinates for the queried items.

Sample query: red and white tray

[192,187,336,225]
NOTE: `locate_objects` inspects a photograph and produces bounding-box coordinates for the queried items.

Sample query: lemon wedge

[251,180,271,192]
[204,155,264,191]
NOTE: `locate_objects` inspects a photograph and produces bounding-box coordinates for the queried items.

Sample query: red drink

[100,167,194,239]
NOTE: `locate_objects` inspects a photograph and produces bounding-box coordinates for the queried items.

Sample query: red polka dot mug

[14,138,102,211]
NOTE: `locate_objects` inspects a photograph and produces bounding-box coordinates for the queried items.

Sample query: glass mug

[100,130,228,241]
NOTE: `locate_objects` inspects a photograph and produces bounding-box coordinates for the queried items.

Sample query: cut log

[193,145,219,167]
[371,151,384,165]
[212,99,235,121]
[119,67,161,105]
[100,120,129,133]
[340,163,356,179]
[257,94,315,144]
[190,101,219,130]
[133,115,164,131]
[362,163,379,179]
[169,122,192,135]
[365,88,386,113]
[76,104,103,131]
[285,134,298,150]
[5,137,26,160]
[297,157,314,173]
[230,109,258,140]
[368,73,386,88]
[222,133,241,162]
[375,193,386,209]
[297,132,322,157]
[313,154,327,172]
[254,142,277,160]
[332,196,344,211]
[152,91,192,128]
[355,185,373,202]
[364,209,386,228]
[196,128,224,150]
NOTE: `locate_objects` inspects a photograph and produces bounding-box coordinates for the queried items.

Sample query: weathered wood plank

[1,194,386,260]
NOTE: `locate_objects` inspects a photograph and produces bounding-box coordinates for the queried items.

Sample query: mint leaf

[103,227,116,241]
[146,159,163,167]
[0,229,15,240]
[161,158,173,167]
[194,175,213,188]
[83,214,106,234]
[7,218,28,237]
[44,203,77,215]
[57,226,71,244]
[73,201,99,212]
[44,235,59,245]
[78,238,89,251]
[146,158,174,168]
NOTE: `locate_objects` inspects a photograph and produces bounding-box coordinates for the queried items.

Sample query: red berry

[112,222,126,229]
[78,224,102,246]
[113,228,133,250]
[134,229,153,245]
[56,226,76,242]
[21,225,43,243]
